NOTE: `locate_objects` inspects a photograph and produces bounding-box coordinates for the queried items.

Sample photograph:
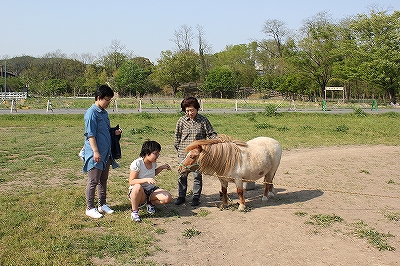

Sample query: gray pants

[86,159,111,209]
[178,171,202,199]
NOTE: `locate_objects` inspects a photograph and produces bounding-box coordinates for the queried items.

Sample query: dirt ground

[150,145,400,266]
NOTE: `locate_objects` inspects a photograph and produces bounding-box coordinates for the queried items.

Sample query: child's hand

[163,164,171,170]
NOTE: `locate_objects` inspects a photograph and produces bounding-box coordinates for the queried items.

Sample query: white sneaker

[146,204,156,214]
[98,204,114,214]
[86,208,103,219]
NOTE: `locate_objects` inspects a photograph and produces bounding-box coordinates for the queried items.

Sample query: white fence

[0,92,28,100]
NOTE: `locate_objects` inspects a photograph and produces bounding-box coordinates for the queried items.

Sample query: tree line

[1,8,399,103]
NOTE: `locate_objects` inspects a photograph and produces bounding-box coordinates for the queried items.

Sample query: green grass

[0,111,399,265]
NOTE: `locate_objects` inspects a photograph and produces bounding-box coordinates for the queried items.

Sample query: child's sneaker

[131,211,141,222]
[146,203,156,214]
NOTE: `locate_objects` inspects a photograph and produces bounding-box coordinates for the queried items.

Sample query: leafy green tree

[151,50,200,96]
[114,60,147,97]
[287,12,343,98]
[212,44,257,88]
[347,9,400,102]
[201,66,236,98]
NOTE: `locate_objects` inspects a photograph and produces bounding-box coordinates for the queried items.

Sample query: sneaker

[131,211,141,222]
[86,208,103,219]
[147,203,156,214]
[191,198,200,206]
[175,197,186,205]
[98,204,114,214]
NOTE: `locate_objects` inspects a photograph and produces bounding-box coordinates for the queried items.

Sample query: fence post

[235,99,238,111]
[113,99,118,112]
[46,100,53,112]
[200,99,204,111]
[10,99,17,113]
[139,99,142,113]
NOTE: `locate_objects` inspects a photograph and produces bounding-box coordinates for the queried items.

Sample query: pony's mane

[186,134,247,176]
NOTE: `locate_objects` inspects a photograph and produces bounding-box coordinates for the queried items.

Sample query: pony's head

[178,146,202,174]
[178,135,247,175]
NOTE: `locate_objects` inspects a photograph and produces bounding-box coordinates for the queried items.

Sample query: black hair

[181,97,200,112]
[140,140,161,157]
[95,84,114,101]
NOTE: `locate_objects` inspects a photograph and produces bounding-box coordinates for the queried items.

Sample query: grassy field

[0,110,399,265]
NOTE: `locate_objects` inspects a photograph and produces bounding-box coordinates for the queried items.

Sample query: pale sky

[2,0,399,63]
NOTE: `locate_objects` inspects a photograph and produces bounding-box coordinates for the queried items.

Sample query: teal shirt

[82,104,118,172]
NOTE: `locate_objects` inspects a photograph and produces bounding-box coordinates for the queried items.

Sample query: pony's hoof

[262,195,269,201]
[238,204,246,211]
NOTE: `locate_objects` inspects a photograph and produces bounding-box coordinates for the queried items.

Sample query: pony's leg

[235,179,246,211]
[219,178,229,208]
[262,172,277,201]
[236,187,245,211]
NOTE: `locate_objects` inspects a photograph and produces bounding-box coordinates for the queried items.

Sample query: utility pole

[3,60,6,93]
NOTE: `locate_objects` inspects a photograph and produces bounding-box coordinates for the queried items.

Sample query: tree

[151,50,200,96]
[347,9,400,102]
[172,25,194,53]
[201,66,236,98]
[261,19,290,58]
[196,25,212,81]
[114,60,147,97]
[212,44,257,88]
[288,12,343,97]
[98,40,134,76]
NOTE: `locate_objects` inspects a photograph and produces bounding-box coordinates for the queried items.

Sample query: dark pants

[178,171,202,199]
[86,159,111,209]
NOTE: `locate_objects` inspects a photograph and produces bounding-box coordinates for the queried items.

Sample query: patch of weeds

[276,126,289,131]
[302,125,314,130]
[182,228,201,238]
[353,107,367,117]
[387,179,395,184]
[383,211,400,222]
[130,126,158,135]
[220,202,239,211]
[294,211,308,217]
[255,123,274,129]
[264,104,277,116]
[171,210,180,218]
[350,220,395,251]
[154,228,166,234]
[359,169,370,174]
[307,213,343,227]
[182,221,191,225]
[195,208,211,217]
[138,112,154,119]
[246,113,257,122]
[335,124,350,133]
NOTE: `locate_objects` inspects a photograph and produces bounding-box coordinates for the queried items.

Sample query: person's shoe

[147,203,156,214]
[98,204,114,214]
[131,211,141,222]
[191,198,200,206]
[86,208,103,219]
[175,197,186,205]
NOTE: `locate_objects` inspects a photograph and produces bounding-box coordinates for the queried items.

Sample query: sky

[2,0,400,63]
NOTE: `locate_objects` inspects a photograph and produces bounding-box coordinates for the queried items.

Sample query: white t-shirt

[129,157,156,190]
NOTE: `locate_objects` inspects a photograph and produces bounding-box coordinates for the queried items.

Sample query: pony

[178,135,282,211]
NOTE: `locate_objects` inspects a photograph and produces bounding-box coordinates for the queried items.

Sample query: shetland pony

[178,135,282,210]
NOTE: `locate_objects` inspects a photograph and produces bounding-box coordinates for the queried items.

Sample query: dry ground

[150,145,400,266]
